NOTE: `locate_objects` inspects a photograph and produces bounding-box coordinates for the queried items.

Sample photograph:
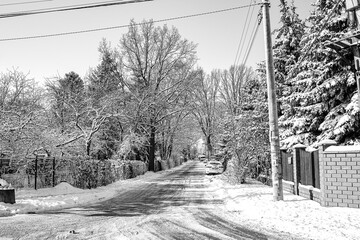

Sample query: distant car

[205,160,224,175]
[198,155,207,161]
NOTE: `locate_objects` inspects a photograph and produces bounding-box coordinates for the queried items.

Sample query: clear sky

[0,0,315,84]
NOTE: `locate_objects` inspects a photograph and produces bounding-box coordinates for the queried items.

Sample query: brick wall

[320,145,360,208]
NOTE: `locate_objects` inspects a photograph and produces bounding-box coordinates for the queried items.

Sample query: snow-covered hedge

[155,155,184,171]
[58,159,148,189]
[2,158,148,190]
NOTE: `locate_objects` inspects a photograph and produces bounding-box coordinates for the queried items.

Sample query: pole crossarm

[325,30,360,50]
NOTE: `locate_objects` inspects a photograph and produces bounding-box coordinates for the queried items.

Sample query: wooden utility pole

[262,0,283,201]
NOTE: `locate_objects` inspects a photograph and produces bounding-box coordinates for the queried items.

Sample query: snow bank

[0,170,162,217]
[0,181,111,216]
[212,177,360,240]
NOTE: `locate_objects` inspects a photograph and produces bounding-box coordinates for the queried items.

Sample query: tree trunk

[86,139,92,156]
[167,135,174,160]
[206,135,212,156]
[160,131,166,159]
[148,124,156,171]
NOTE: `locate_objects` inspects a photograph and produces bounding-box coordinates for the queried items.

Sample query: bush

[66,159,148,189]
[223,156,248,184]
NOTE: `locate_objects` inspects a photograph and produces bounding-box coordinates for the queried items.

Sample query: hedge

[2,157,147,189]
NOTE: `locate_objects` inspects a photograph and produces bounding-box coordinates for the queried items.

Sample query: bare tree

[219,65,256,115]
[119,19,197,170]
[54,100,117,156]
[0,69,45,158]
[190,69,221,157]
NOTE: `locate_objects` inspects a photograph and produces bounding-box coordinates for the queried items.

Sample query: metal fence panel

[281,150,294,182]
[312,150,320,188]
[300,149,313,186]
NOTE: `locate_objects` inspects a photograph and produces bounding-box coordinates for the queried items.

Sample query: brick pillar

[293,143,306,195]
[318,139,337,207]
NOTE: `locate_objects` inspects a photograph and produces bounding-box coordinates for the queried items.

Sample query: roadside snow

[0,171,158,217]
[1,163,360,240]
[211,177,360,240]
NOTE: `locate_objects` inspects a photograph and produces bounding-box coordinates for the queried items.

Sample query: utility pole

[262,0,283,201]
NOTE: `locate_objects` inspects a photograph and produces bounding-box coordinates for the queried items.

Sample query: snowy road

[0,161,272,240]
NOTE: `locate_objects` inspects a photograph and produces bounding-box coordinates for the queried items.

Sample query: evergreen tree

[47,71,85,134]
[273,0,305,102]
[88,39,123,101]
[87,40,125,159]
[279,0,359,147]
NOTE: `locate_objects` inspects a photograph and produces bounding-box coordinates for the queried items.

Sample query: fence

[1,157,147,190]
[0,158,10,176]
[281,149,293,182]
[280,144,321,203]
[301,149,320,188]
[280,140,360,208]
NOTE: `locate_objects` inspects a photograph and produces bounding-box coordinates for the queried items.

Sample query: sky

[0,0,315,84]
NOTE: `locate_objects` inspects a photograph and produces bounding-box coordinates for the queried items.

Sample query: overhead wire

[240,11,258,66]
[0,0,152,18]
[234,1,256,68]
[233,0,253,69]
[0,3,263,42]
[241,5,263,67]
[0,0,53,7]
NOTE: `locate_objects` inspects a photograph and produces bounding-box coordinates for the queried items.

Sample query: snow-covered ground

[212,177,360,240]
[0,171,158,217]
[1,167,360,240]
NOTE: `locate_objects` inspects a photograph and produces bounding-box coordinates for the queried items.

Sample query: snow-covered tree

[279,0,359,147]
[218,63,270,181]
[273,0,306,102]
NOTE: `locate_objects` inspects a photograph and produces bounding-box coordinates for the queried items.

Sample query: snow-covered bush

[117,132,148,161]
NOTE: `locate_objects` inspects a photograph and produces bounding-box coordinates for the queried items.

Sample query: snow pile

[15,182,84,199]
[213,178,360,240]
[0,171,157,217]
[0,182,100,216]
[52,182,84,194]
[17,198,66,208]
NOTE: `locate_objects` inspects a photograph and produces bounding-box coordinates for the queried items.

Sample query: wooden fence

[280,146,320,189]
[281,150,293,182]
[299,149,320,189]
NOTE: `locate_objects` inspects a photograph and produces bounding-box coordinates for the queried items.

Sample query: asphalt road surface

[0,161,272,240]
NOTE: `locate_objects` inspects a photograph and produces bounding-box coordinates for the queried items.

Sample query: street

[0,161,271,240]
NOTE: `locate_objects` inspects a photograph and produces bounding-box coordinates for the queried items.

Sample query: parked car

[205,160,224,175]
[198,155,207,161]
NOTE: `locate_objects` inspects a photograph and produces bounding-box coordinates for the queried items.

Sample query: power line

[0,0,53,7]
[0,0,151,19]
[234,1,256,67]
[233,0,253,68]
[0,3,263,42]
[241,6,263,66]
